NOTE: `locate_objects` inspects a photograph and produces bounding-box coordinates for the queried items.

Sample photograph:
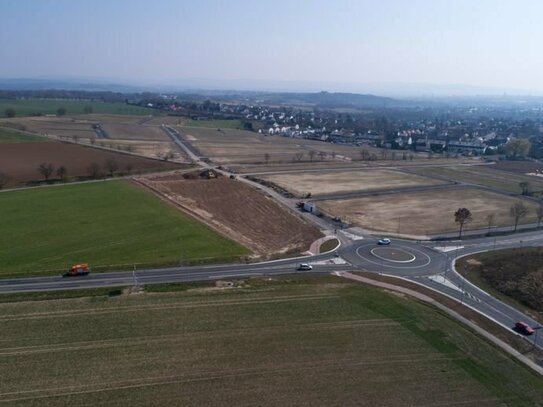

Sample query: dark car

[515,321,535,335]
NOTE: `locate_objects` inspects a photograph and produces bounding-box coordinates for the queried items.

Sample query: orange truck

[63,263,91,277]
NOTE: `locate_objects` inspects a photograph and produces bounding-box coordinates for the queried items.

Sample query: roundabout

[342,240,448,277]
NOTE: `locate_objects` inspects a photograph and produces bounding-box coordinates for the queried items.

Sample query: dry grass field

[1,277,542,406]
[0,115,189,162]
[409,165,543,194]
[102,123,169,141]
[177,126,441,164]
[138,173,322,256]
[2,117,96,139]
[318,187,540,236]
[259,169,444,196]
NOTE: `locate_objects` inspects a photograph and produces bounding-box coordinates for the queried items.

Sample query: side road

[336,271,543,376]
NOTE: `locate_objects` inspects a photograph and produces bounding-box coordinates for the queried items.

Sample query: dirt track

[0,141,181,187]
[137,173,323,256]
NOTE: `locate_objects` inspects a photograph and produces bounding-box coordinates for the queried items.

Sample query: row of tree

[454,201,543,237]
[35,159,124,182]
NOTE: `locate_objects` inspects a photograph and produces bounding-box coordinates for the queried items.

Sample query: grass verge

[320,238,340,253]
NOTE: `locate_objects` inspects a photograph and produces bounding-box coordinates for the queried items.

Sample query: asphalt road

[3,230,542,349]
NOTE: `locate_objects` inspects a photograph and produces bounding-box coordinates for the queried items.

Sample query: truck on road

[63,263,91,277]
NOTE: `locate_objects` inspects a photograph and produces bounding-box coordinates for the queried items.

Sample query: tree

[57,107,67,116]
[331,151,336,159]
[318,151,327,161]
[360,149,370,161]
[125,163,134,175]
[87,162,100,179]
[0,172,9,189]
[308,150,316,162]
[536,202,543,228]
[83,106,93,114]
[519,181,532,196]
[37,163,54,181]
[4,108,15,118]
[264,153,270,164]
[486,213,495,235]
[56,165,67,182]
[293,152,303,162]
[104,159,117,176]
[509,201,528,232]
[505,138,531,159]
[454,207,472,238]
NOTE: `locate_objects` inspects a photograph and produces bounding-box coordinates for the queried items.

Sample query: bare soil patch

[137,173,322,256]
[0,141,181,187]
[492,160,543,175]
[318,187,540,235]
[102,123,169,141]
[260,169,443,196]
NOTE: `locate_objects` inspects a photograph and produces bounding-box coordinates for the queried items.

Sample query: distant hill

[0,78,141,93]
[255,91,411,108]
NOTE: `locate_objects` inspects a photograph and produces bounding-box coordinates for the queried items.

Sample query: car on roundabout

[377,238,391,245]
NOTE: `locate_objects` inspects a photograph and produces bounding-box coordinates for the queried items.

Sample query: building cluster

[134,95,543,157]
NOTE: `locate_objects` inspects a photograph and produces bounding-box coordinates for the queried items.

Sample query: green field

[0,181,248,277]
[410,165,543,194]
[183,118,244,129]
[1,276,542,406]
[0,99,154,117]
[0,127,47,143]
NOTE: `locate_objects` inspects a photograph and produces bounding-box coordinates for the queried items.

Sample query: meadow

[0,99,154,117]
[0,128,47,143]
[0,276,541,406]
[0,181,248,277]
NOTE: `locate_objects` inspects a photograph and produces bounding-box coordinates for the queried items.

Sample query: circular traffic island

[370,247,416,263]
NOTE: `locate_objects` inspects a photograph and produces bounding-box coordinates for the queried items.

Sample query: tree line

[454,200,543,237]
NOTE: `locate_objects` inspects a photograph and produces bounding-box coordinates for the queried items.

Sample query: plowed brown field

[0,141,181,187]
[138,173,322,256]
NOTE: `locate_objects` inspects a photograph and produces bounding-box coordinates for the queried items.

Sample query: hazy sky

[1,0,542,92]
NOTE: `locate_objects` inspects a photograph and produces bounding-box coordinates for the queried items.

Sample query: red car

[515,321,535,335]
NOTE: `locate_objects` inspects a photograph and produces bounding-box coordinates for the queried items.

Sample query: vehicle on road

[297,263,313,271]
[63,263,91,277]
[515,321,535,335]
[377,238,391,245]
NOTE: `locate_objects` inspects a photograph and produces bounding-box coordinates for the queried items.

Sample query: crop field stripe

[0,319,402,356]
[0,354,471,404]
[0,293,341,321]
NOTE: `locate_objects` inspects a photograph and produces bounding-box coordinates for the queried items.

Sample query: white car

[297,263,313,271]
[377,238,391,245]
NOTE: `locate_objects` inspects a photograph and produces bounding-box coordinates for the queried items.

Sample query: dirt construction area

[259,169,444,197]
[318,187,540,236]
[178,126,439,165]
[0,141,181,187]
[137,172,322,256]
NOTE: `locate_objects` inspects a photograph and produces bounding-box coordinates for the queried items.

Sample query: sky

[1,0,542,94]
